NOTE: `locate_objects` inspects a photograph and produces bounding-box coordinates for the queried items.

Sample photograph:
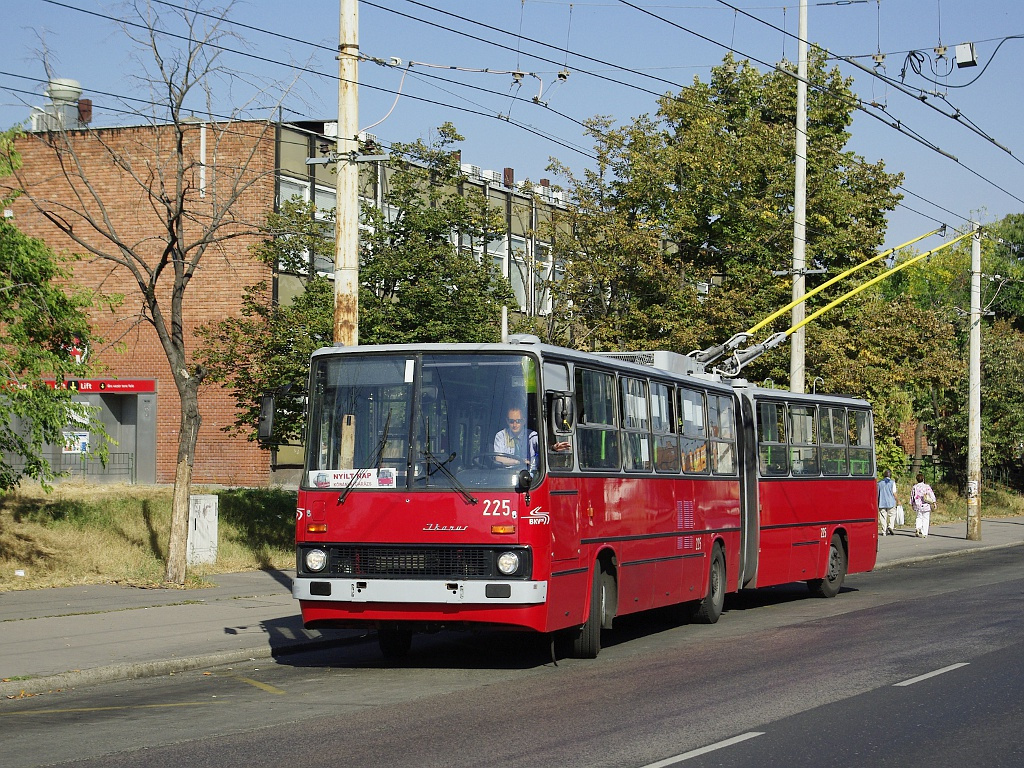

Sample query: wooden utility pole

[334,0,359,345]
[790,0,808,393]
[967,223,982,540]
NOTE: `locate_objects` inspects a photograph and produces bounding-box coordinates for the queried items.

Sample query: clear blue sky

[2,1,1022,253]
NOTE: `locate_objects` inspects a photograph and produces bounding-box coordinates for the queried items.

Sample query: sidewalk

[3,517,1023,698]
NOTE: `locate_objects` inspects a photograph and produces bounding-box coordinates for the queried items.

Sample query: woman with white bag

[911,472,937,537]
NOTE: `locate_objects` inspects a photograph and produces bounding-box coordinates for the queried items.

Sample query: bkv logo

[525,507,550,525]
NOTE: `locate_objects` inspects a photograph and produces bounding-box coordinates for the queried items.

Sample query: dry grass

[0,481,296,592]
[928,481,1024,526]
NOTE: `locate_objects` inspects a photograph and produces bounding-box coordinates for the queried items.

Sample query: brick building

[7,115,565,487]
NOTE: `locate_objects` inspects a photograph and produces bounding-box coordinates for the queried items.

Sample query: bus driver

[494,406,539,471]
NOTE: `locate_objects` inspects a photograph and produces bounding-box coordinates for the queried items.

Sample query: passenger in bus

[494,407,539,471]
[877,468,899,536]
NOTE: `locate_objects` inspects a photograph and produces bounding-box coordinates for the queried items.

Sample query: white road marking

[641,732,765,767]
[894,662,970,687]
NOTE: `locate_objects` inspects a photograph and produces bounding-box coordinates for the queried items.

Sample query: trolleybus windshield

[304,352,540,492]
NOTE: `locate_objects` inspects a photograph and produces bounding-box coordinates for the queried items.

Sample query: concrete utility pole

[789,0,808,394]
[334,0,359,345]
[967,222,982,540]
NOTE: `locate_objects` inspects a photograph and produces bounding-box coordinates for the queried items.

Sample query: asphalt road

[3,545,1023,768]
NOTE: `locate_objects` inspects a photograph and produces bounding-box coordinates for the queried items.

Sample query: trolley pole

[966,222,982,540]
[334,0,359,345]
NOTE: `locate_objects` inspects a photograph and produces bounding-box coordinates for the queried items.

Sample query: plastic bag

[895,505,905,526]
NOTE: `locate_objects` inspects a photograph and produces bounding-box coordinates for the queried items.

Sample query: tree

[544,52,903,363]
[360,124,514,344]
[197,124,515,443]
[1,3,277,583]
[196,197,334,446]
[0,128,111,489]
[892,218,1024,487]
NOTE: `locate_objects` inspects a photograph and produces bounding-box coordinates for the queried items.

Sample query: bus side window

[757,401,789,476]
[679,387,708,474]
[652,382,679,473]
[820,407,848,475]
[789,405,819,476]
[848,409,874,476]
[709,394,737,475]
[621,376,652,472]
[575,367,620,471]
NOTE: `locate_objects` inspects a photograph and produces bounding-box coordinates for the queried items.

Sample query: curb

[875,539,1024,570]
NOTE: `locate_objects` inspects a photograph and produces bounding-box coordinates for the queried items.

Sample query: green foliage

[360,123,514,344]
[875,436,909,477]
[196,275,333,445]
[0,127,113,490]
[985,215,1024,328]
[250,197,335,276]
[544,52,902,356]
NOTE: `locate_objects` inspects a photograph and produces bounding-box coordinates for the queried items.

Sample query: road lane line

[233,675,287,695]
[894,662,970,687]
[641,732,765,767]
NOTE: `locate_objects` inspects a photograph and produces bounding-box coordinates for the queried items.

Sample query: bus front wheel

[570,563,610,659]
[807,533,847,598]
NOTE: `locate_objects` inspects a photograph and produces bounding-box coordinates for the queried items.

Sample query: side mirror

[548,392,574,435]
[516,469,532,494]
[258,394,275,442]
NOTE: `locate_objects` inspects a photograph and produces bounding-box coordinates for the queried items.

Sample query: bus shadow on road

[600,581,858,650]
[268,582,858,670]
[272,625,557,672]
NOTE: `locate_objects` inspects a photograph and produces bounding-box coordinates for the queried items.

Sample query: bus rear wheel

[692,545,726,624]
[378,623,413,658]
[807,533,847,598]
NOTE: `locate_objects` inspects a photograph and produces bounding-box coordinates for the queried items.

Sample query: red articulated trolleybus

[268,335,877,658]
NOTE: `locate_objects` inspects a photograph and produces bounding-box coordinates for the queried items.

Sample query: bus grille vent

[329,546,497,579]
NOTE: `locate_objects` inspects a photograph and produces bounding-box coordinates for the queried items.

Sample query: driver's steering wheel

[472,451,527,469]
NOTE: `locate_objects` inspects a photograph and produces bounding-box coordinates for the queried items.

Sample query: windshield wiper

[422,449,478,505]
[338,411,392,505]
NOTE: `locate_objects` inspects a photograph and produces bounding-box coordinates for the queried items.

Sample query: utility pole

[334,0,359,345]
[966,222,982,540]
[790,0,808,393]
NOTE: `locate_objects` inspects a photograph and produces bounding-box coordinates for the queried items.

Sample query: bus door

[543,363,580,565]
[753,398,793,585]
[735,391,760,588]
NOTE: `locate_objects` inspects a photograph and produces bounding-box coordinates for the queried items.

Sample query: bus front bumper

[293,577,548,605]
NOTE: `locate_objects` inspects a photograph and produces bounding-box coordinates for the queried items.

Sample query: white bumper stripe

[293,577,547,605]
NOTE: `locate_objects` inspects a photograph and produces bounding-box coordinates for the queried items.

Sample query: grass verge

[0,482,295,592]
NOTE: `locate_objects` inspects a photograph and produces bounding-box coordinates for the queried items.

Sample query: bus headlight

[305,548,328,572]
[496,551,520,575]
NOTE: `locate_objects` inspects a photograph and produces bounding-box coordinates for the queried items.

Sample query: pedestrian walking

[911,472,937,537]
[877,468,898,536]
